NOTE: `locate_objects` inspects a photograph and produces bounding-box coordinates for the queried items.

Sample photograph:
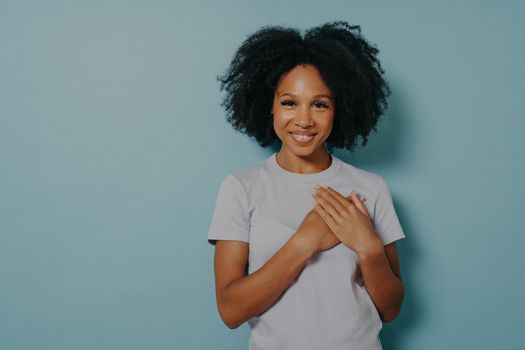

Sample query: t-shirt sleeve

[207,174,251,246]
[372,177,406,246]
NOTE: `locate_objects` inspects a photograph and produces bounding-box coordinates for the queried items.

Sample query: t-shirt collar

[267,152,342,184]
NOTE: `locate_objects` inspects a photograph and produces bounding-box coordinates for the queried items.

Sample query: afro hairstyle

[216,20,391,154]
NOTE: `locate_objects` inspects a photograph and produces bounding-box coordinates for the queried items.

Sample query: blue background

[1,1,523,349]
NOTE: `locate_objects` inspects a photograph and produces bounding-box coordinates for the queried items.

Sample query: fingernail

[314,185,321,190]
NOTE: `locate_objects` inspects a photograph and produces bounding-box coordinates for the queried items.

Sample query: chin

[285,143,323,157]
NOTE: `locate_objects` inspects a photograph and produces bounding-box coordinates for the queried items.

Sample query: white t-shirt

[208,152,406,350]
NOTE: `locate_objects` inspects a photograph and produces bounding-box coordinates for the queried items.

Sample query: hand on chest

[247,184,374,272]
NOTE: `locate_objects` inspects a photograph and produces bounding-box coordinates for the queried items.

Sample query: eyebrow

[279,92,333,101]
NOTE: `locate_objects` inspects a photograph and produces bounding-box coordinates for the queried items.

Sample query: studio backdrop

[1,1,523,349]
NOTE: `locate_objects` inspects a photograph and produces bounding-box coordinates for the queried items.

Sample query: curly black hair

[216,20,391,154]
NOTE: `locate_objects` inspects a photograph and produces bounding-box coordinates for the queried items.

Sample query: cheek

[273,113,290,129]
[326,120,334,133]
[325,113,335,129]
[318,116,334,138]
[278,108,295,118]
[317,114,334,128]
[272,116,286,139]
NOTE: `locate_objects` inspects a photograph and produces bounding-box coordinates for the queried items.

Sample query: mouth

[289,132,317,144]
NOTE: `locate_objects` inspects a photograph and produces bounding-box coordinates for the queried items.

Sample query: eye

[313,102,329,109]
[280,100,296,106]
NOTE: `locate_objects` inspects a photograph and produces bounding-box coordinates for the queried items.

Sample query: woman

[208,21,406,350]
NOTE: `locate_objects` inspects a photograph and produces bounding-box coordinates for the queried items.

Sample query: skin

[272,64,405,321]
[272,64,334,174]
[213,64,404,329]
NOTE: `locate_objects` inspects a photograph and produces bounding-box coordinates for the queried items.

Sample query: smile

[289,132,316,144]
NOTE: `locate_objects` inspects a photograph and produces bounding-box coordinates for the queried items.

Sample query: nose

[295,106,313,127]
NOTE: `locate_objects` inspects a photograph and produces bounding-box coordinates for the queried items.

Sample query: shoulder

[337,158,386,196]
[219,156,271,196]
[231,156,271,184]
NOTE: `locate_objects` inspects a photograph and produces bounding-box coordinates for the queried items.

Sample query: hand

[311,186,382,255]
[295,207,341,253]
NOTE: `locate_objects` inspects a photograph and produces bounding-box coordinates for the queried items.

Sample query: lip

[289,131,318,136]
[289,132,317,145]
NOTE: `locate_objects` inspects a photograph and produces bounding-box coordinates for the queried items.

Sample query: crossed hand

[311,185,379,254]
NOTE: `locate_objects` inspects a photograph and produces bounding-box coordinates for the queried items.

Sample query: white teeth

[291,133,314,142]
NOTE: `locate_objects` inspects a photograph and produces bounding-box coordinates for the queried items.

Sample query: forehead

[275,64,332,97]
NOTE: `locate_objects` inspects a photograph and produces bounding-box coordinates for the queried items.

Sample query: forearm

[222,234,316,329]
[358,240,404,322]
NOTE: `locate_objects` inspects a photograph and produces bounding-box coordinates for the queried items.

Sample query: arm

[213,234,316,329]
[358,240,404,322]
[310,185,405,322]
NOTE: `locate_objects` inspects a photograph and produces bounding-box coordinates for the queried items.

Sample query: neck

[275,148,332,174]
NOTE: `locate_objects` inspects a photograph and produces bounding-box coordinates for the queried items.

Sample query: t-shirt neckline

[268,152,342,184]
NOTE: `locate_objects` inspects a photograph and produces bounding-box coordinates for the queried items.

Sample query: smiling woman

[208,21,406,350]
[272,64,335,172]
